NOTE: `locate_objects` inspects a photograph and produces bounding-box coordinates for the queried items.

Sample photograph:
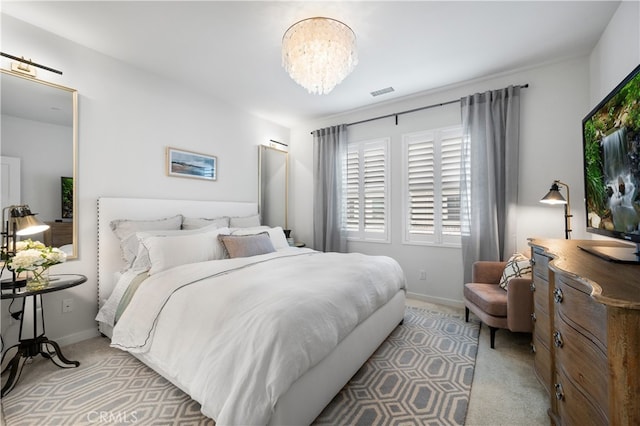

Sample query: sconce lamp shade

[540,182,567,205]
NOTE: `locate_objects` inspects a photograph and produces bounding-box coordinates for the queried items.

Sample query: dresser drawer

[555,368,608,426]
[533,303,550,350]
[553,275,607,352]
[554,319,608,413]
[533,336,551,395]
[531,250,550,281]
[532,275,549,316]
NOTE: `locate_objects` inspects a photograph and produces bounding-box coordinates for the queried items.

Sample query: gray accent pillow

[218,232,275,258]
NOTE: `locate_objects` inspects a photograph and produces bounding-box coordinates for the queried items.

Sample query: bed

[96,197,406,425]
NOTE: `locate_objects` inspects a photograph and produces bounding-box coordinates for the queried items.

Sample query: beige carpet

[1,299,548,425]
[407,299,548,425]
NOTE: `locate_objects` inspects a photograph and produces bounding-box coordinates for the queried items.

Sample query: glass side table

[1,273,87,397]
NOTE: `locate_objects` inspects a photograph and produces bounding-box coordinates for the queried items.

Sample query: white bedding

[108,248,406,425]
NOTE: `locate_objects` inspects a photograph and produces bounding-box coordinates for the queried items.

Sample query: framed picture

[166,147,217,181]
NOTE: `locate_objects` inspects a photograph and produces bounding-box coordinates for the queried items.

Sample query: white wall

[290,57,591,306]
[1,114,72,222]
[589,1,640,106]
[1,15,289,346]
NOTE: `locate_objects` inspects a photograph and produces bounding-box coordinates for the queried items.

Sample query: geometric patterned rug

[314,307,480,426]
[1,307,479,426]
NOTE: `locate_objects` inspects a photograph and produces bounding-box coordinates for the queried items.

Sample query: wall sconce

[540,180,572,239]
[1,205,50,289]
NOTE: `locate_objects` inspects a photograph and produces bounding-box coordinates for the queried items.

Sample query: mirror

[1,69,78,259]
[259,145,288,230]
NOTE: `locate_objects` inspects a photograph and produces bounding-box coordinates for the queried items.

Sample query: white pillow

[130,224,226,271]
[230,226,289,250]
[182,216,230,230]
[142,227,229,275]
[110,215,183,266]
[229,214,261,228]
[499,253,532,290]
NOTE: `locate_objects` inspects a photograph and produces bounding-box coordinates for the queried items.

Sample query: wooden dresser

[528,239,640,425]
[43,221,73,247]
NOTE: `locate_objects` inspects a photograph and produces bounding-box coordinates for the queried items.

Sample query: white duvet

[110,248,406,425]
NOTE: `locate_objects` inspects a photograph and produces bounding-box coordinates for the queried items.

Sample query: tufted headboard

[96,197,258,334]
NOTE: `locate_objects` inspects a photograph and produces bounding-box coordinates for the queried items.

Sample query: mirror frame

[258,145,288,229]
[1,69,79,259]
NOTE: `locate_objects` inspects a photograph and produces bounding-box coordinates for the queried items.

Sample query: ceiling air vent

[370,86,394,97]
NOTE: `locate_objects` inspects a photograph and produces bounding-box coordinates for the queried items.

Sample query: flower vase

[26,267,50,291]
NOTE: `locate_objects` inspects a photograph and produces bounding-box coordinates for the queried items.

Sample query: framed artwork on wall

[166,147,217,181]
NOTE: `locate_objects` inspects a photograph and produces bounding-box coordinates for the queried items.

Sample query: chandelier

[282,17,358,95]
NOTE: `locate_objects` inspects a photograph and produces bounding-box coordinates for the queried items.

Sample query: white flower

[44,247,67,264]
[9,249,45,271]
[7,240,66,273]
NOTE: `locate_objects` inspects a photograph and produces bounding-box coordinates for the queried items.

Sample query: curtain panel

[312,124,347,252]
[460,86,521,284]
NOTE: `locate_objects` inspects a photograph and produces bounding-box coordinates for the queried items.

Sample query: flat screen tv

[581,63,640,263]
[61,176,73,220]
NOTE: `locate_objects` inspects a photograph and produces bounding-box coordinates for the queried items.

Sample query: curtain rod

[347,84,528,127]
[311,84,528,134]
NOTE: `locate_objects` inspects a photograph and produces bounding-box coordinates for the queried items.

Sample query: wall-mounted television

[581,63,640,263]
[61,176,73,220]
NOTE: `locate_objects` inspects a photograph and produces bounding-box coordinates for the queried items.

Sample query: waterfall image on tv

[582,64,640,243]
[61,176,73,219]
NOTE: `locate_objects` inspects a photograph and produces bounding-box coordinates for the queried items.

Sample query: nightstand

[1,274,87,396]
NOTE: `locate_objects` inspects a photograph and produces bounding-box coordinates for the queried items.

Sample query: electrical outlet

[419,270,427,280]
[62,298,74,313]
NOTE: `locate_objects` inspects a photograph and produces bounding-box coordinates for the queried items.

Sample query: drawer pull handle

[530,282,536,292]
[553,330,564,348]
[531,313,537,322]
[553,288,564,303]
[530,343,536,353]
[530,258,536,266]
[555,383,564,401]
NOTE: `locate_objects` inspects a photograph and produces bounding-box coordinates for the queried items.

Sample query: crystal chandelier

[282,17,358,95]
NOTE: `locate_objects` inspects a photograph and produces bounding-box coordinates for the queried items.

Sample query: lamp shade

[282,17,358,95]
[14,215,50,236]
[540,183,567,205]
[8,205,50,235]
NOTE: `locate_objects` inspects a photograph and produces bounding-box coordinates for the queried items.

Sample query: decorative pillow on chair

[499,253,532,290]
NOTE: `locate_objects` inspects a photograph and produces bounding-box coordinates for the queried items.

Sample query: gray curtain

[312,124,347,252]
[460,86,521,284]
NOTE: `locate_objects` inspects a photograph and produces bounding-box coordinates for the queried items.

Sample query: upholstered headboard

[96,197,258,334]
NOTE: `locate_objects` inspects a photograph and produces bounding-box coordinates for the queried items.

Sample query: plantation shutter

[345,149,360,232]
[345,138,389,241]
[440,132,462,236]
[363,146,386,233]
[403,126,462,245]
[407,140,435,236]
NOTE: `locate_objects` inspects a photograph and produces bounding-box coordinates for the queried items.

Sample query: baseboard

[406,292,464,309]
[55,327,101,347]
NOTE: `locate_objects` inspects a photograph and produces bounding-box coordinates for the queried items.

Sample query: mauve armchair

[463,261,533,349]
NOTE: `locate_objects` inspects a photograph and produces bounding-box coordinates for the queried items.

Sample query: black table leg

[1,336,80,397]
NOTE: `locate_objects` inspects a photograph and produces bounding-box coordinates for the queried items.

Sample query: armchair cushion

[464,283,508,317]
[499,253,532,290]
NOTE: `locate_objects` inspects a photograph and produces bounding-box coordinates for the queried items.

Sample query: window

[345,138,389,242]
[403,126,462,245]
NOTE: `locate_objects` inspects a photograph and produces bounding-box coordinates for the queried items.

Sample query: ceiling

[1,1,619,128]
